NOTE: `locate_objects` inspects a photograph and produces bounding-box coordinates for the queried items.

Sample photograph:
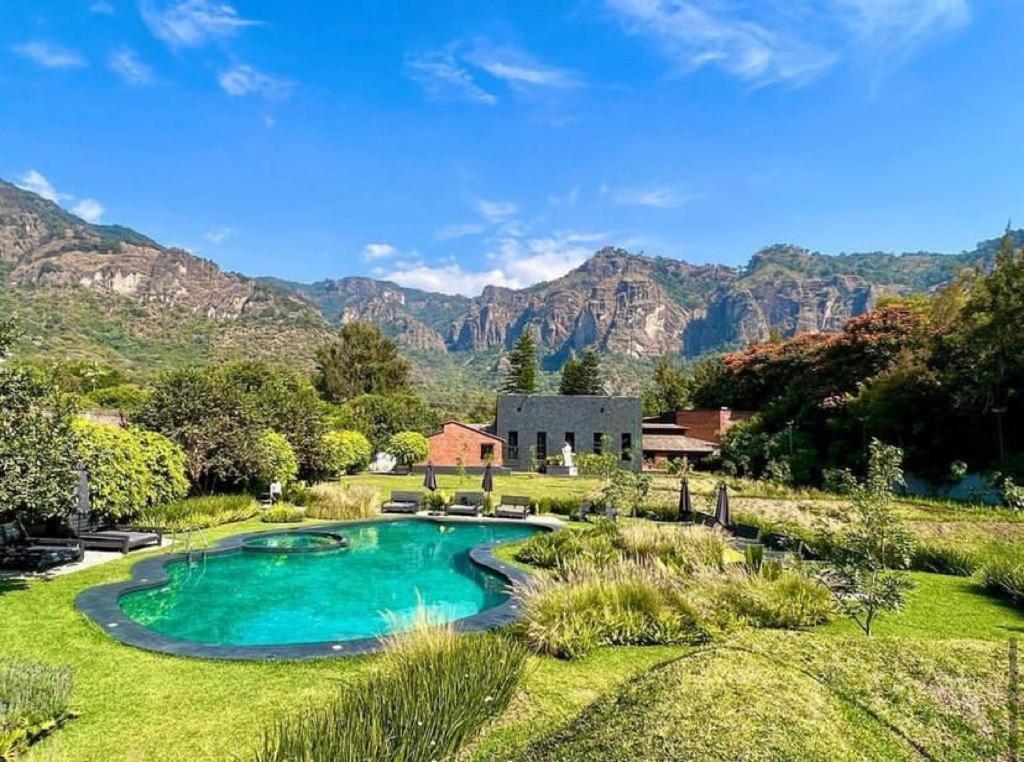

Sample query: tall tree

[560,351,602,395]
[501,330,539,394]
[313,322,411,404]
[643,355,691,414]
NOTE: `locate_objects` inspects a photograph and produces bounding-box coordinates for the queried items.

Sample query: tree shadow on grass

[0,575,29,595]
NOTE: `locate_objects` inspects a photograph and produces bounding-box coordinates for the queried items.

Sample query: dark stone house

[495,394,642,472]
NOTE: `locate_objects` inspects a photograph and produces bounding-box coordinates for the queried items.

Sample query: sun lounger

[0,523,84,572]
[382,490,424,514]
[446,492,484,516]
[495,495,532,519]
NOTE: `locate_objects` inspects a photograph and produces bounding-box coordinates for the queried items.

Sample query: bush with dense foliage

[260,503,305,523]
[333,393,441,453]
[978,546,1024,605]
[385,431,429,467]
[254,621,526,761]
[0,658,74,759]
[252,431,298,485]
[134,494,259,532]
[303,483,380,520]
[318,430,372,475]
[0,321,78,524]
[74,420,188,520]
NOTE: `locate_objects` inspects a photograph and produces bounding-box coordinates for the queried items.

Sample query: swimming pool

[77,518,542,659]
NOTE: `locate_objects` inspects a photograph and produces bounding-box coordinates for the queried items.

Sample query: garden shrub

[318,430,372,476]
[304,483,380,520]
[517,562,718,659]
[532,496,578,516]
[260,503,305,524]
[135,430,190,508]
[73,420,188,520]
[0,658,74,759]
[254,621,526,761]
[253,431,298,485]
[709,570,835,628]
[385,431,429,467]
[135,494,259,532]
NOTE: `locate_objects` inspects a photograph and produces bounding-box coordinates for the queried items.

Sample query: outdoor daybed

[382,491,425,514]
[495,495,531,519]
[65,514,162,554]
[446,492,484,517]
[0,522,84,572]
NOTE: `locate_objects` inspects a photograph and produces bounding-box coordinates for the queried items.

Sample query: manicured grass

[511,631,1014,761]
[340,471,607,502]
[822,571,1024,640]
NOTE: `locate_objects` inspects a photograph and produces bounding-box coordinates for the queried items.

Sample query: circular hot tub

[242,531,348,553]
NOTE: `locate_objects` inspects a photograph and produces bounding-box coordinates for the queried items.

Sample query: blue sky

[2,1,1022,294]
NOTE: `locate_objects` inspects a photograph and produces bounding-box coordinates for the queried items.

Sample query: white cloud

[834,0,969,52]
[362,242,398,261]
[436,222,486,241]
[16,170,106,222]
[466,42,581,89]
[13,41,86,69]
[603,0,969,86]
[548,187,580,205]
[475,199,519,223]
[16,170,61,202]
[72,199,105,223]
[141,0,260,49]
[384,230,606,296]
[204,227,234,244]
[109,48,154,86]
[406,48,498,105]
[90,1,115,14]
[612,185,692,208]
[218,65,293,98]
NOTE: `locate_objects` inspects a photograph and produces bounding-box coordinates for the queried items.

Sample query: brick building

[424,421,504,471]
[641,408,755,469]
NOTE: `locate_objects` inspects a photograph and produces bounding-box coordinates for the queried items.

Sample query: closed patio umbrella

[481,462,494,494]
[713,482,730,527]
[678,477,692,522]
[423,462,438,492]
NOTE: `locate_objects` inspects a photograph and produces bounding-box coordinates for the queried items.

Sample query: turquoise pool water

[119,519,539,646]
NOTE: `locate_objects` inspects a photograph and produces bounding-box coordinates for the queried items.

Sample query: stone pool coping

[75,515,558,661]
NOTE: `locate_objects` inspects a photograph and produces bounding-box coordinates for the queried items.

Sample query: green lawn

[2,491,1023,760]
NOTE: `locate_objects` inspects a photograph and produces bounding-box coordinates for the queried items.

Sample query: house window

[480,443,494,462]
[507,431,519,461]
[564,432,575,451]
[621,433,633,461]
[593,432,604,455]
[536,431,548,461]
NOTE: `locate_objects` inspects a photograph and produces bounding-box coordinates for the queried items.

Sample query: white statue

[562,441,574,468]
[369,451,397,473]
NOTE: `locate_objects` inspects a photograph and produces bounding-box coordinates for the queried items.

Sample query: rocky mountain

[281,242,992,359]
[0,176,1003,380]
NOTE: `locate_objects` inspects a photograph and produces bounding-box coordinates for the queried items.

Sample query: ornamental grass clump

[304,483,380,520]
[513,521,617,569]
[253,620,526,762]
[135,494,259,532]
[708,569,835,629]
[0,659,74,759]
[260,503,304,524]
[516,561,721,659]
[614,522,727,574]
[978,547,1024,605]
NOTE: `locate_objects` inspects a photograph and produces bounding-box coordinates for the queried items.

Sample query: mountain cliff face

[0,177,999,375]
[290,243,988,359]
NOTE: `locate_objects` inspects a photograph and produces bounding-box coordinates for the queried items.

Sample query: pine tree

[502,330,539,394]
[559,358,583,395]
[559,351,602,395]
